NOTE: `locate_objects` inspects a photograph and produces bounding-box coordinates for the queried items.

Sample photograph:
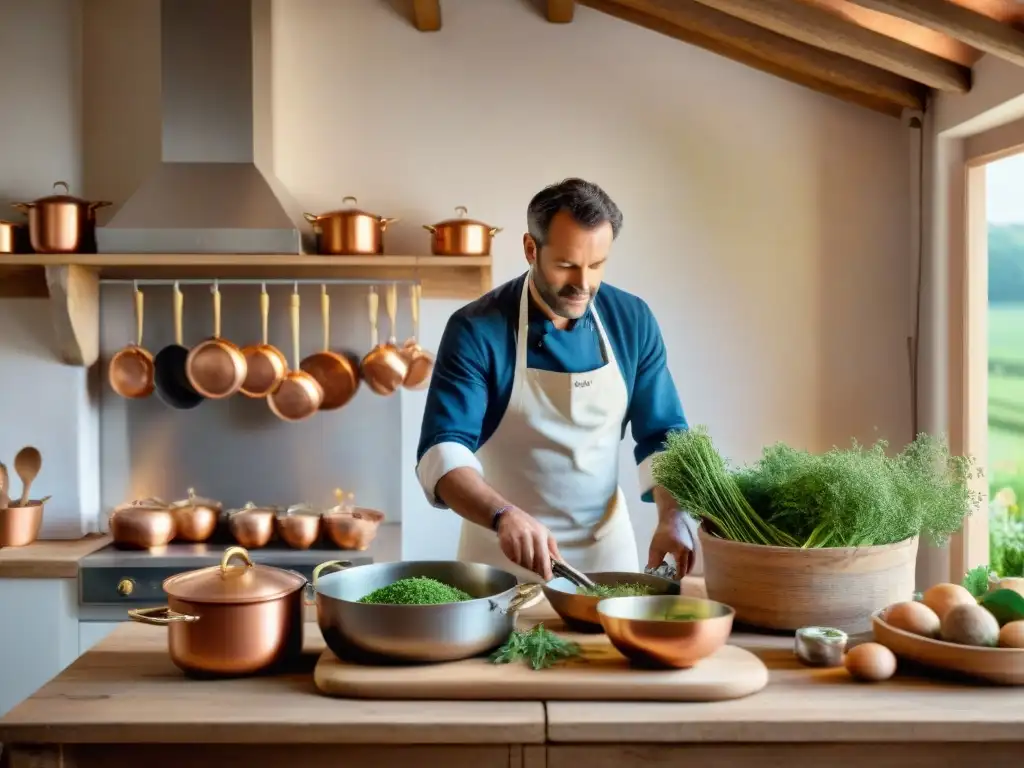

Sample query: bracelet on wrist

[490,505,513,532]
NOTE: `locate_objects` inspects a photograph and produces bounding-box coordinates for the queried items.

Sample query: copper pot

[322,506,385,551]
[276,504,322,550]
[127,546,307,677]
[168,487,222,543]
[108,286,155,399]
[299,285,360,411]
[0,220,28,254]
[304,197,398,255]
[226,502,278,549]
[401,284,434,390]
[424,206,501,256]
[360,286,408,396]
[240,285,287,398]
[186,281,248,399]
[109,499,176,550]
[268,290,324,422]
[0,499,46,547]
[12,181,111,254]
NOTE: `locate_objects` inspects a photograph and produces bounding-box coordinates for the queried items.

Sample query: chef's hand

[647,509,699,577]
[497,507,562,581]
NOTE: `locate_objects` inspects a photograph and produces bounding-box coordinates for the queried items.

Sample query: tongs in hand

[551,558,596,589]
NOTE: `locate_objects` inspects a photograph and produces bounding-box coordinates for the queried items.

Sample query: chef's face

[524,211,612,320]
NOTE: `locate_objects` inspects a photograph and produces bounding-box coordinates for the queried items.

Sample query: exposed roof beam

[581,0,925,116]
[412,0,441,31]
[848,0,1024,69]
[548,0,576,23]
[684,0,970,92]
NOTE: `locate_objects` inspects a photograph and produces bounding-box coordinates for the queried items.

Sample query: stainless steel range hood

[97,0,305,254]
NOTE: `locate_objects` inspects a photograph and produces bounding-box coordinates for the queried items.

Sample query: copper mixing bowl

[542,571,680,633]
[597,595,735,669]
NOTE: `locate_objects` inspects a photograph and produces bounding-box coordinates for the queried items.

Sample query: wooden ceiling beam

[581,0,926,116]
[683,0,970,92]
[547,0,576,23]
[848,0,1024,69]
[412,0,441,31]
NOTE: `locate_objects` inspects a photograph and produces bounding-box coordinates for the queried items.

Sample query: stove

[79,541,374,608]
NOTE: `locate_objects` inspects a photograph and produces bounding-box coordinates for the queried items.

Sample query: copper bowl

[596,595,735,669]
[0,500,45,547]
[543,571,680,633]
[321,507,384,551]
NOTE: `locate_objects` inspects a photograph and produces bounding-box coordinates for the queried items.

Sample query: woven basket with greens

[651,426,983,549]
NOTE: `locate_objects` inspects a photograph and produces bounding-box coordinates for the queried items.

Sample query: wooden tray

[872,611,1024,685]
[314,624,769,702]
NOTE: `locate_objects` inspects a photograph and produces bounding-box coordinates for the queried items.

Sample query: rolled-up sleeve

[629,303,688,503]
[415,314,490,508]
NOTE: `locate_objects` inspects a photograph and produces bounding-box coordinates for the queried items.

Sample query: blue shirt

[415,272,688,507]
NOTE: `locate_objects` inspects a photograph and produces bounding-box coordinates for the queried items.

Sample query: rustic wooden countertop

[0,533,110,578]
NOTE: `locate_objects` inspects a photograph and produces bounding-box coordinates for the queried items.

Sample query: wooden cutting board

[313,620,769,702]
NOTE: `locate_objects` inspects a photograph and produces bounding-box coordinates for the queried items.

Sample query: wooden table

[1,604,1022,768]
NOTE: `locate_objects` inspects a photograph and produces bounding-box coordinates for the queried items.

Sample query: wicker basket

[699,529,918,634]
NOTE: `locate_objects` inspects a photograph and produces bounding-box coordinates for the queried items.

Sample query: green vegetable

[978,588,1024,626]
[661,611,699,621]
[357,577,473,605]
[652,426,983,549]
[490,624,582,670]
[962,565,993,598]
[576,583,655,598]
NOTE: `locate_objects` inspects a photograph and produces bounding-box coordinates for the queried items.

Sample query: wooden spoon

[14,446,41,506]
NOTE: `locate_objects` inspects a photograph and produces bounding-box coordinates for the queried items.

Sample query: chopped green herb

[576,583,656,598]
[490,624,582,670]
[357,576,473,605]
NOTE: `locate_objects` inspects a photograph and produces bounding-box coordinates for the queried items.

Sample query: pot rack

[0,253,492,369]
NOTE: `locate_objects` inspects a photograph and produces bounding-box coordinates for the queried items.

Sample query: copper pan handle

[422,224,436,234]
[409,284,419,339]
[133,284,144,347]
[212,280,222,339]
[260,283,270,345]
[128,606,200,625]
[220,545,254,572]
[10,202,30,213]
[489,227,503,236]
[368,288,379,347]
[379,216,399,232]
[173,282,184,346]
[290,287,301,370]
[321,284,331,351]
[302,212,319,224]
[385,284,398,343]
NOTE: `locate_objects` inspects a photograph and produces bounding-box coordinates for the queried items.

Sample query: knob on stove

[117,578,135,597]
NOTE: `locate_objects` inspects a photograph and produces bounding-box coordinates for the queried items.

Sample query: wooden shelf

[0,253,493,368]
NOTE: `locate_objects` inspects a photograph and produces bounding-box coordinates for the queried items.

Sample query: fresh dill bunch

[490,624,581,670]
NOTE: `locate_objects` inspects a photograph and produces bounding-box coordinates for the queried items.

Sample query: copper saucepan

[299,285,360,411]
[424,206,502,256]
[109,498,176,550]
[401,283,434,390]
[168,488,222,543]
[12,181,111,254]
[127,546,310,677]
[109,285,155,399]
[240,284,287,398]
[303,197,398,256]
[360,285,408,396]
[0,220,28,254]
[186,280,248,399]
[268,287,324,422]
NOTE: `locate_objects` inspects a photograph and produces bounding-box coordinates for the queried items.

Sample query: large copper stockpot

[304,197,398,255]
[423,206,501,256]
[127,547,308,677]
[12,181,111,253]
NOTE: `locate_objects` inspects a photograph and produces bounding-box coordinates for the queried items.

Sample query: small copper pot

[186,281,248,399]
[127,546,307,677]
[276,504,322,550]
[169,488,222,543]
[304,197,398,256]
[360,286,408,396]
[0,499,46,547]
[240,285,287,399]
[268,290,324,422]
[12,181,111,254]
[109,499,176,549]
[424,206,501,256]
[322,507,385,551]
[226,502,278,549]
[0,220,28,254]
[401,284,434,390]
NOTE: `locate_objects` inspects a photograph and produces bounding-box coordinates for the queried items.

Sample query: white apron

[457,274,639,583]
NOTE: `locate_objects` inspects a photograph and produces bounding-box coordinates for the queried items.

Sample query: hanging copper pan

[401,283,434,390]
[186,281,248,399]
[299,284,360,411]
[360,285,407,396]
[268,288,324,422]
[109,285,155,399]
[240,284,287,398]
[423,206,502,256]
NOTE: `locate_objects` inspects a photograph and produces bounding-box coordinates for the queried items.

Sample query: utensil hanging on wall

[186,280,248,399]
[360,285,408,396]
[267,285,324,422]
[401,284,434,390]
[109,284,155,399]
[154,282,204,410]
[240,283,288,399]
[299,284,361,411]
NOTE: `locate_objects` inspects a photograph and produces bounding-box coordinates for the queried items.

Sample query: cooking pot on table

[128,546,310,677]
[311,560,543,664]
[12,181,111,253]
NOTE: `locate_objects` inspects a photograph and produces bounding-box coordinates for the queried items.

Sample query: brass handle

[368,288,379,347]
[220,545,254,573]
[134,285,144,347]
[117,578,135,596]
[212,280,222,339]
[172,281,184,346]
[321,285,331,351]
[260,284,270,345]
[311,559,352,586]
[385,284,398,342]
[290,288,301,371]
[128,606,200,625]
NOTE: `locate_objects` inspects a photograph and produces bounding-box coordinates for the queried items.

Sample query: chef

[415,178,697,583]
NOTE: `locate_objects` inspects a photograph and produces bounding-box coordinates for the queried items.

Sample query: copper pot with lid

[226,502,278,549]
[276,503,322,550]
[12,181,112,254]
[168,488,222,543]
[424,206,502,256]
[127,546,312,677]
[304,197,398,255]
[109,498,176,550]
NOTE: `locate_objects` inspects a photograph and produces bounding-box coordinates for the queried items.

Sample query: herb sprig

[490,625,582,670]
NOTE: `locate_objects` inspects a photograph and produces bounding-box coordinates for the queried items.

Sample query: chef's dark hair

[526,178,623,247]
